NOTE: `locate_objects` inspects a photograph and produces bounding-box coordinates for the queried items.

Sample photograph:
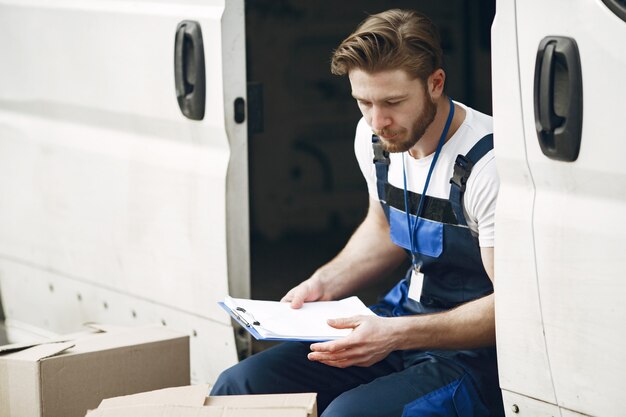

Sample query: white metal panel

[515,0,626,415]
[0,0,248,383]
[492,0,556,403]
[560,409,592,417]
[222,0,250,300]
[0,111,230,323]
[501,390,560,417]
[0,260,237,383]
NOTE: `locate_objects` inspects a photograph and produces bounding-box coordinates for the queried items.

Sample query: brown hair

[331,9,443,82]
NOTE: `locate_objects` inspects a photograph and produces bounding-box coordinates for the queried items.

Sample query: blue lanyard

[402,97,455,269]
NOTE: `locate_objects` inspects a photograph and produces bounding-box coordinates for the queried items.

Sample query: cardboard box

[0,326,190,417]
[86,384,318,417]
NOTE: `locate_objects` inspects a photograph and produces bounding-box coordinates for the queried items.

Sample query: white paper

[224,296,375,340]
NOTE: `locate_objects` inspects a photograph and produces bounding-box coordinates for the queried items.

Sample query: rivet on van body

[512,404,519,413]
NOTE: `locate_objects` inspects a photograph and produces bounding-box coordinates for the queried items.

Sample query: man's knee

[211,364,248,395]
[211,344,303,396]
[210,353,272,395]
[320,391,367,417]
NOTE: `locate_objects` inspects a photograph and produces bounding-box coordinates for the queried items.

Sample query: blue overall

[368,130,503,416]
[211,108,503,416]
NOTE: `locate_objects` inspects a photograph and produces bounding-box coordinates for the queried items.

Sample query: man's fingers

[310,338,352,353]
[290,286,309,309]
[318,359,353,368]
[327,316,360,329]
[308,349,370,367]
[280,289,294,303]
[280,286,306,309]
[290,294,305,309]
[310,335,362,355]
[308,350,352,362]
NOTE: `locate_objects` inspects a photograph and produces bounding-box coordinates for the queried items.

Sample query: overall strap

[372,135,390,222]
[449,134,494,226]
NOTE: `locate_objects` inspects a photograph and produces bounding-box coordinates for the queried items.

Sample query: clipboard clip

[234,307,261,327]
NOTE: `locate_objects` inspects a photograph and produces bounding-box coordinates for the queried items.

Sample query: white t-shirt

[354,102,499,247]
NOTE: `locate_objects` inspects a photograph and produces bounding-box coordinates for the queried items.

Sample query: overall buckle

[450,155,474,192]
[372,136,390,165]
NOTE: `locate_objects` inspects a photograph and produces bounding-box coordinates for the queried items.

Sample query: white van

[493,0,626,415]
[1,1,624,415]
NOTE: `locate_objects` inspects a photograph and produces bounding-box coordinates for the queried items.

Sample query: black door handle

[533,36,583,162]
[601,0,626,22]
[174,20,205,120]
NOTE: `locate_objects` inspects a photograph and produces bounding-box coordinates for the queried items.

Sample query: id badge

[408,267,424,302]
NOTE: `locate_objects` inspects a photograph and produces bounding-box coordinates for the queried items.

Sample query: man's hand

[307,315,400,368]
[280,277,326,309]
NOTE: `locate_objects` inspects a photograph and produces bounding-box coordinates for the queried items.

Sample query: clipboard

[218,296,375,342]
[219,302,312,342]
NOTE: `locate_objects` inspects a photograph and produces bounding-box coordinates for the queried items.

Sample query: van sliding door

[0,0,248,383]
[496,0,626,415]
[491,0,557,413]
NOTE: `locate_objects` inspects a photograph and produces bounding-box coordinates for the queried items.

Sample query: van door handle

[533,36,583,161]
[174,20,206,120]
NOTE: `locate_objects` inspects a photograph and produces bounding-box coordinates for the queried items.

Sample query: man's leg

[211,342,404,413]
[320,354,484,417]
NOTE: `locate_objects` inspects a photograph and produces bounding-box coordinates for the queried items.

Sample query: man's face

[349,69,437,153]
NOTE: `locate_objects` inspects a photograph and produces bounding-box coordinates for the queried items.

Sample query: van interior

[245,0,495,351]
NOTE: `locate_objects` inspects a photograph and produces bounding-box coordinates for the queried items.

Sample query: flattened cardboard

[97,384,209,408]
[205,393,317,409]
[4,342,75,361]
[89,404,311,417]
[86,385,317,417]
[0,328,101,356]
[87,404,224,417]
[0,341,46,355]
[0,326,190,417]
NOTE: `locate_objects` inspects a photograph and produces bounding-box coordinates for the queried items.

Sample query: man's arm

[396,248,494,349]
[282,198,406,308]
[307,247,495,368]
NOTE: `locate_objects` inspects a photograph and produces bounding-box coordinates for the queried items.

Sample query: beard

[376,97,437,154]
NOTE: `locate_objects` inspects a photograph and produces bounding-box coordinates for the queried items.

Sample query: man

[212,9,503,417]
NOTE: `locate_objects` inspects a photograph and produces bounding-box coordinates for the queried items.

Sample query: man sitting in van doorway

[212,9,504,417]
